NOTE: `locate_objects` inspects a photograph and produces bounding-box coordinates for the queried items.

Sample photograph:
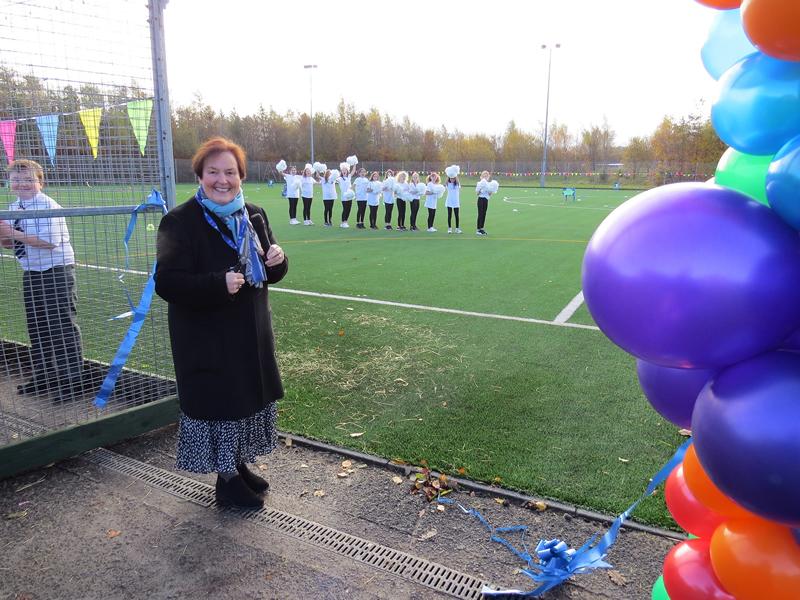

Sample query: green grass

[2,180,683,528]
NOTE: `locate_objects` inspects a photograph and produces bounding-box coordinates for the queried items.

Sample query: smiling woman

[155,136,289,509]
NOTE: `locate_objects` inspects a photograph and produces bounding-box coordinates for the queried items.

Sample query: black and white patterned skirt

[175,403,278,474]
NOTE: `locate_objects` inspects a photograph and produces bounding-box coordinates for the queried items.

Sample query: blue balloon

[582,183,800,369]
[701,9,757,80]
[766,134,800,230]
[782,327,800,352]
[712,53,800,155]
[636,359,715,428]
[692,351,800,527]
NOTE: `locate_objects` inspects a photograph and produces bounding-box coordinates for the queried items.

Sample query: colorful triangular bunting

[126,99,153,156]
[79,107,102,159]
[35,114,59,165]
[0,120,17,163]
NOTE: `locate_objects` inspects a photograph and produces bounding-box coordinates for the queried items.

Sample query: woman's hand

[226,270,245,294]
[265,244,284,267]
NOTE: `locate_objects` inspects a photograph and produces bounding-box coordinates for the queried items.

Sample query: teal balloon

[701,9,757,80]
[715,147,773,205]
[712,53,800,155]
[766,134,800,230]
[652,575,671,600]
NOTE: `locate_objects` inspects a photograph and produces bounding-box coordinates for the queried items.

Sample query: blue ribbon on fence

[94,189,167,408]
[439,438,691,598]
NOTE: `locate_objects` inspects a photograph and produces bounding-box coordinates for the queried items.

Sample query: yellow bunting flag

[127,99,153,156]
[79,107,103,159]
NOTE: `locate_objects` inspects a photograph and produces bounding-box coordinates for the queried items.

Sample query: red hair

[191,137,247,179]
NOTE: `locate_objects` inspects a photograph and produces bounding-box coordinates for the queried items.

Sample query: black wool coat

[155,198,288,421]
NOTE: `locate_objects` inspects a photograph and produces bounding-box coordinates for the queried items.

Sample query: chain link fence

[0,0,175,448]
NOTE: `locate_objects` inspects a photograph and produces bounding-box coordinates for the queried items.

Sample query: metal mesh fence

[0,0,175,447]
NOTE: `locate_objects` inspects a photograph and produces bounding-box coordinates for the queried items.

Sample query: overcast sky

[162,0,721,145]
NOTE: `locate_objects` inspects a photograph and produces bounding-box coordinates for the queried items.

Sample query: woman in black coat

[155,137,288,509]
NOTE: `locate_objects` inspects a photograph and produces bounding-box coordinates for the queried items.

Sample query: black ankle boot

[237,463,269,493]
[215,474,264,509]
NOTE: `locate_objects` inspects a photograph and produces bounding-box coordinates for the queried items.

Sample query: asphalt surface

[1,425,675,599]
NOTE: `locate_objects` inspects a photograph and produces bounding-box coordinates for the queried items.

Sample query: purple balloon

[636,359,715,428]
[692,351,800,526]
[782,327,800,352]
[582,182,800,369]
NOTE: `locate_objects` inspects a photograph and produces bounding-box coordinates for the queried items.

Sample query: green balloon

[652,575,670,600]
[715,147,773,206]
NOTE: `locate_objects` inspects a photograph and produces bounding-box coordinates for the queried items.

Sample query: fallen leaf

[618,457,630,463]
[394,378,408,386]
[284,437,293,447]
[494,498,509,507]
[524,500,548,512]
[442,401,447,407]
[299,463,309,469]
[299,490,309,497]
[346,307,354,311]
[5,510,28,520]
[337,472,349,478]
[341,460,353,469]
[456,467,467,475]
[391,476,403,485]
[257,464,268,471]
[418,528,437,541]
[355,463,367,469]
[349,432,364,438]
[313,489,326,497]
[346,469,355,474]
[436,504,445,512]
[338,328,345,336]
[492,476,503,484]
[678,428,692,437]
[106,529,122,539]
[608,570,627,586]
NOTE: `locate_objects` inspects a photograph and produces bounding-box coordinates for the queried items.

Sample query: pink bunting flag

[0,120,17,163]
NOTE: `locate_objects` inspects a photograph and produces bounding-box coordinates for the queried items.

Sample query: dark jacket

[154,198,288,420]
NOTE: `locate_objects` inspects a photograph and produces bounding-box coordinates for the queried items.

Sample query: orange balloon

[695,0,742,8]
[682,445,755,519]
[710,519,800,600]
[742,0,800,61]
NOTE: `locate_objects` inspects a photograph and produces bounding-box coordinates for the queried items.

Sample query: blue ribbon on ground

[94,190,166,408]
[439,438,691,598]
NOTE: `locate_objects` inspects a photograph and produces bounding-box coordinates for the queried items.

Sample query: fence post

[149,0,177,209]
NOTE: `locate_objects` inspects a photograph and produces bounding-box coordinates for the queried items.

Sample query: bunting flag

[35,114,59,165]
[0,120,17,163]
[79,107,102,159]
[126,99,153,156]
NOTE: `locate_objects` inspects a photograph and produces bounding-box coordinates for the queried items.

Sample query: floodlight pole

[304,64,318,162]
[540,44,560,189]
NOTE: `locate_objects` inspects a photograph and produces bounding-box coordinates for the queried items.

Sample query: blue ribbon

[439,438,691,597]
[94,189,167,408]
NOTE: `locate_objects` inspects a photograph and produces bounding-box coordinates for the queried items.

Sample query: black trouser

[410,199,420,228]
[302,197,312,221]
[341,201,352,222]
[447,207,460,228]
[396,199,406,228]
[323,199,334,224]
[427,208,436,229]
[23,265,83,387]
[356,201,367,223]
[477,197,489,229]
[369,205,378,227]
[288,197,298,219]
[384,203,394,225]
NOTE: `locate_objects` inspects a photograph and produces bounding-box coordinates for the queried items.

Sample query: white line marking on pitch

[271,287,599,331]
[553,290,585,324]
[502,196,615,211]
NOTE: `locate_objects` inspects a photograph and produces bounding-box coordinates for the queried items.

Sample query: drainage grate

[84,448,494,599]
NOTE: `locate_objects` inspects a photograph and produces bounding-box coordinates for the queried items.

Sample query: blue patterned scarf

[196,186,267,287]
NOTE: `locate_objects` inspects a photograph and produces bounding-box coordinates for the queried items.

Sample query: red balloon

[663,538,735,599]
[742,0,800,61]
[696,0,742,7]
[666,465,727,538]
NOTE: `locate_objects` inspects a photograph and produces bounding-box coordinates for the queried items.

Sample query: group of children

[278,160,499,235]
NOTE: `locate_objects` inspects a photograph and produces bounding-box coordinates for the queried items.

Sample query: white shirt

[476,179,492,199]
[300,176,316,198]
[337,174,352,198]
[366,181,381,206]
[321,177,338,201]
[445,182,461,208]
[354,177,369,201]
[7,192,75,271]
[381,178,395,205]
[424,183,439,210]
[283,173,301,199]
[395,182,412,202]
[409,181,423,200]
